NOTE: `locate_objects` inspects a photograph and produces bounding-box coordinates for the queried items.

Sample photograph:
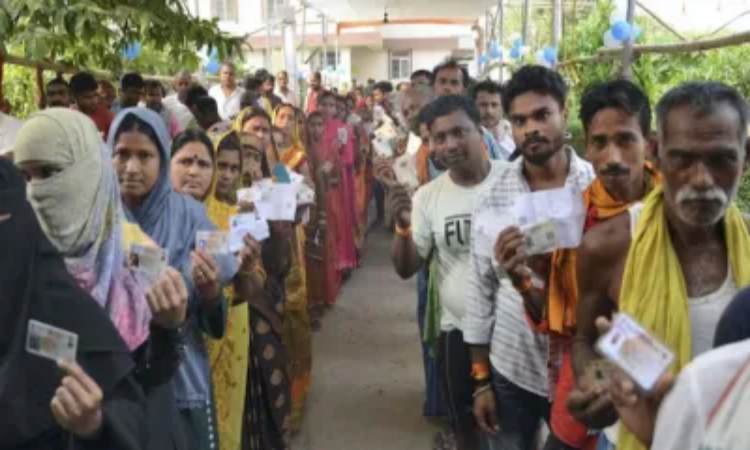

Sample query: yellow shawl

[203,130,248,450]
[617,185,750,450]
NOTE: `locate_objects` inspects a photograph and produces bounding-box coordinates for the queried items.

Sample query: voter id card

[337,127,348,145]
[127,244,168,277]
[521,219,558,255]
[26,319,78,363]
[197,231,230,255]
[596,313,674,392]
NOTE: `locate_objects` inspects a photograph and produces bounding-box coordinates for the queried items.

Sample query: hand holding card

[191,250,222,302]
[146,267,189,329]
[26,319,78,363]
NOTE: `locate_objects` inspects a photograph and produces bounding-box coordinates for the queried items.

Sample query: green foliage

[3,65,50,119]
[0,0,244,74]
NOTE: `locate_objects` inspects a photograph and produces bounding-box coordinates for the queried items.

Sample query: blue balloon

[510,46,521,59]
[205,59,220,75]
[611,21,632,41]
[478,54,489,65]
[543,47,558,64]
[489,42,501,59]
[122,42,141,61]
[512,38,523,49]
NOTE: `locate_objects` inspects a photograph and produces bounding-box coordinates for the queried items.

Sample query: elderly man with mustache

[569,81,750,450]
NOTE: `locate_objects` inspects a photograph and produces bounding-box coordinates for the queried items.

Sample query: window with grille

[389,51,412,80]
[267,0,285,19]
[212,0,238,22]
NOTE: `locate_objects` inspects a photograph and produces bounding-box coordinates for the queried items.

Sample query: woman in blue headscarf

[109,108,238,450]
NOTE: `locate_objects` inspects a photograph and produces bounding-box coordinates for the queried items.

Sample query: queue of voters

[1,52,750,450]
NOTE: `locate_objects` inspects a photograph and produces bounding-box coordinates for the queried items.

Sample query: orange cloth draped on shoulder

[416,143,431,187]
[542,162,662,336]
[353,122,372,258]
[277,145,313,432]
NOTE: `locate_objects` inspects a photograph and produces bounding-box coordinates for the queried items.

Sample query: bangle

[395,223,412,237]
[513,275,532,294]
[473,384,493,399]
[471,363,491,381]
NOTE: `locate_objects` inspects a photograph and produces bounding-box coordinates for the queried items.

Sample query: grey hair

[656,81,749,144]
[174,70,192,80]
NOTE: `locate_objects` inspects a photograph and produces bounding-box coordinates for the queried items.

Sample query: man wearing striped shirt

[463,66,595,450]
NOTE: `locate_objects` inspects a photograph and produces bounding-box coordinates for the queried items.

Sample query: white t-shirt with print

[412,161,505,332]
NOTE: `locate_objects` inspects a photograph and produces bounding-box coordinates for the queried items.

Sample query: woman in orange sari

[272,104,313,433]
[317,92,358,276]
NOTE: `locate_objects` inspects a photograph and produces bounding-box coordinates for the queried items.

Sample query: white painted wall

[411,49,452,74]
[350,47,389,82]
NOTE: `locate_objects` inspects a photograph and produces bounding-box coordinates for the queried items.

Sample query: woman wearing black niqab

[0,158,147,449]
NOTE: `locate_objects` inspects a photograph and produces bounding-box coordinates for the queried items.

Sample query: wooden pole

[621,0,636,79]
[597,30,750,56]
[635,0,688,42]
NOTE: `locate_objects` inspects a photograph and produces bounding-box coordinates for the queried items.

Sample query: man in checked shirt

[463,66,595,450]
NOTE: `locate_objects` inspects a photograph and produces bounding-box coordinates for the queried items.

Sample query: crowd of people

[0,53,749,450]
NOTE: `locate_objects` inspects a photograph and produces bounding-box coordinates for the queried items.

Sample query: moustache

[676,187,728,206]
[601,164,630,177]
[522,132,549,150]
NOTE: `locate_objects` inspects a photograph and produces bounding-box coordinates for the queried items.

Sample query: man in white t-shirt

[385,95,506,450]
[0,112,23,158]
[208,62,245,121]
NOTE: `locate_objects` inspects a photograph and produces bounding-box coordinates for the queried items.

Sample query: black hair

[579,79,652,135]
[170,129,215,161]
[471,79,503,101]
[655,81,749,143]
[144,79,165,96]
[431,59,470,88]
[69,72,98,95]
[502,65,567,115]
[424,95,481,131]
[47,76,69,90]
[256,71,274,83]
[239,91,258,110]
[373,81,394,94]
[114,113,164,160]
[410,69,433,84]
[243,75,260,91]
[121,72,145,90]
[185,85,209,109]
[194,96,219,118]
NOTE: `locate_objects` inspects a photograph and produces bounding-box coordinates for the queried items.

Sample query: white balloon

[534,49,550,67]
[509,32,522,43]
[520,45,531,56]
[603,30,622,48]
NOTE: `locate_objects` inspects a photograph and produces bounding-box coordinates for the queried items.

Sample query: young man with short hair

[116,72,146,111]
[164,70,195,131]
[464,65,595,449]
[471,80,515,161]
[45,77,71,108]
[143,79,180,138]
[410,69,433,87]
[70,72,114,139]
[387,95,507,450]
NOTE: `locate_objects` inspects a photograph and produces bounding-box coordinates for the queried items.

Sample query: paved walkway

[291,229,440,450]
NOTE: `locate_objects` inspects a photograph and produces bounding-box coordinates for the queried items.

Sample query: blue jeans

[486,369,550,450]
[417,267,448,417]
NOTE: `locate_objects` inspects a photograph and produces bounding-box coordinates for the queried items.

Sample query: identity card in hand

[521,219,559,255]
[127,244,168,277]
[512,187,586,250]
[236,186,262,205]
[197,231,230,255]
[392,153,420,194]
[596,313,675,392]
[254,183,297,221]
[26,319,78,363]
[229,213,270,252]
[372,136,394,159]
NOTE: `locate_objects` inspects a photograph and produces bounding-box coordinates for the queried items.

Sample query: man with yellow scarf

[570,81,750,450]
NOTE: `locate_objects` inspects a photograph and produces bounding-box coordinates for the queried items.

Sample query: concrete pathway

[291,229,440,450]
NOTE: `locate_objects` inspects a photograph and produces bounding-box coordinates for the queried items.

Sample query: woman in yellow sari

[272,103,313,433]
[171,128,249,450]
